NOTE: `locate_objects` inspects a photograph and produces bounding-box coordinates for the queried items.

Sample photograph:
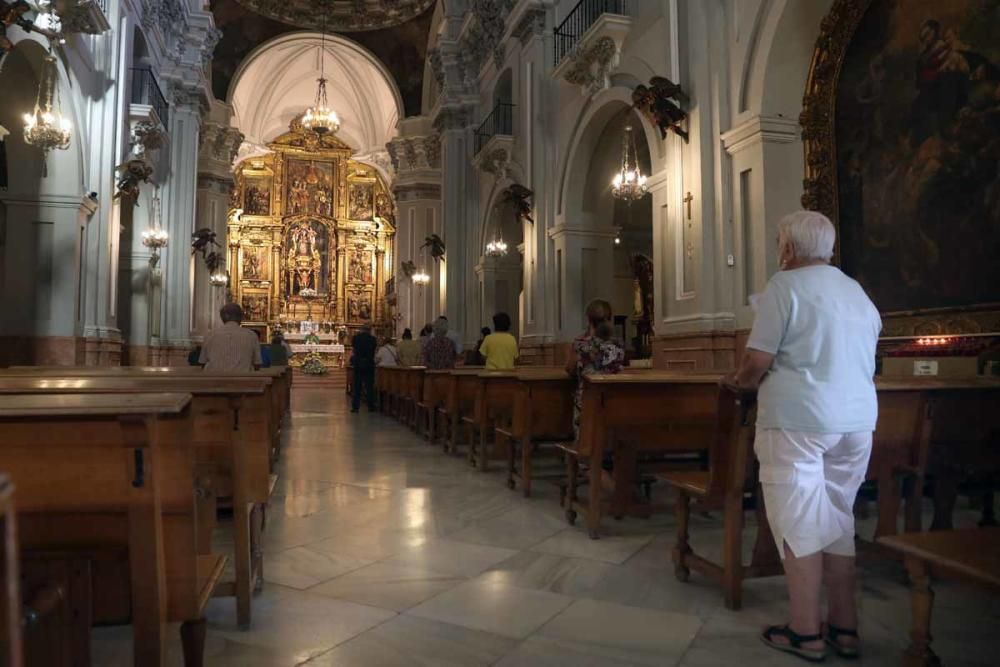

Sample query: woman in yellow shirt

[479,312,518,370]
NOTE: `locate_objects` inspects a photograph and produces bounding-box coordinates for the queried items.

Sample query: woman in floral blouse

[423,318,458,369]
[565,299,625,439]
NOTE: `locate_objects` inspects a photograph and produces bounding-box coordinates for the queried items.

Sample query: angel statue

[191,227,220,259]
[501,184,534,224]
[421,234,446,261]
[113,159,154,205]
[401,260,417,279]
[632,76,689,141]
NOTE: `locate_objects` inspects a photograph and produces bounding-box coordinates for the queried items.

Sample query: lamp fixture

[141,228,169,249]
[611,125,647,201]
[23,53,71,159]
[209,270,230,287]
[412,270,431,286]
[302,27,341,136]
[485,229,508,258]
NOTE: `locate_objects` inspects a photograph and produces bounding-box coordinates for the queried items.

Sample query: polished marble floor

[95,389,1000,666]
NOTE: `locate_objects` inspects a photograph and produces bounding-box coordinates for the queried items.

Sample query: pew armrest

[196,555,228,615]
[658,471,711,498]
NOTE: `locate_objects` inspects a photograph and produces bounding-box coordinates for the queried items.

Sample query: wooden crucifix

[683,191,694,220]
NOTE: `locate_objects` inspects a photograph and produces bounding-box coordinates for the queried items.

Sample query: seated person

[479,314,518,371]
[376,337,400,367]
[269,333,289,367]
[422,319,457,369]
[565,299,625,439]
[398,329,422,366]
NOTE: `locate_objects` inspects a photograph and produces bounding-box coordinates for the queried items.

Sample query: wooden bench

[564,372,723,539]
[496,370,574,497]
[0,393,225,666]
[464,372,521,472]
[400,367,427,431]
[0,475,22,667]
[0,376,273,630]
[445,370,486,456]
[878,528,1000,667]
[417,370,452,443]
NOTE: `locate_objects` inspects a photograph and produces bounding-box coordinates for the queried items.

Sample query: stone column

[194,101,242,338]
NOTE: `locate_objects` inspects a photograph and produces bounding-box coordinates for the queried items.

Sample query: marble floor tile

[307,526,433,561]
[262,545,373,589]
[585,562,724,619]
[448,506,570,550]
[537,599,701,666]
[309,562,467,611]
[381,538,519,577]
[407,578,573,639]
[479,550,613,597]
[531,527,654,564]
[203,584,395,663]
[305,614,517,666]
[493,636,664,667]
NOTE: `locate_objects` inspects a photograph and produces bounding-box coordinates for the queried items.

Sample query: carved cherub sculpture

[632,76,689,141]
[502,184,534,224]
[191,227,219,259]
[421,234,446,261]
[0,1,32,56]
[113,159,154,204]
[401,260,417,279]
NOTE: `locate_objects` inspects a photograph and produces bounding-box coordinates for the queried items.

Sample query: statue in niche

[629,253,655,357]
[284,221,326,295]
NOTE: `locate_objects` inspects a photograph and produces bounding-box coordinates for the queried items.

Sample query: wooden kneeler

[658,387,782,610]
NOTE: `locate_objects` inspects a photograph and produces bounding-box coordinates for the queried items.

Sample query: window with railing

[554,0,630,64]
[130,67,169,127]
[474,102,515,155]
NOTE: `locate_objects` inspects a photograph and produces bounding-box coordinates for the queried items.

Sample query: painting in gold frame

[802,0,1000,335]
[285,159,335,218]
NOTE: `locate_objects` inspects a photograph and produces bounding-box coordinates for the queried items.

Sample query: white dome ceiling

[229,33,402,157]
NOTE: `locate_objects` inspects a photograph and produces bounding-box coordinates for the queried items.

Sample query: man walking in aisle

[351,324,378,413]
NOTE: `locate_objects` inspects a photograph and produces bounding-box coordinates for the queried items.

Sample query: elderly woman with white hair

[725,210,881,662]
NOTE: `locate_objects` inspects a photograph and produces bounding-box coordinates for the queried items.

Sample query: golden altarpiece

[227,119,396,357]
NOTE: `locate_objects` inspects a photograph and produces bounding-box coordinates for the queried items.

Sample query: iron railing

[130,67,169,127]
[554,0,630,64]
[474,102,515,155]
[95,0,108,13]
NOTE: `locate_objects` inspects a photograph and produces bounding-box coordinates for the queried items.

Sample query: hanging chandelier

[23,53,72,157]
[209,270,230,287]
[611,125,647,201]
[302,29,341,135]
[412,270,431,286]
[485,234,508,258]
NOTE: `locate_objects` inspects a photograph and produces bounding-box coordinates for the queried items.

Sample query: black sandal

[824,623,860,659]
[760,625,827,662]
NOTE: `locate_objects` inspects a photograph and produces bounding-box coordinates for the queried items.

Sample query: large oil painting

[835,0,1000,313]
[285,159,335,217]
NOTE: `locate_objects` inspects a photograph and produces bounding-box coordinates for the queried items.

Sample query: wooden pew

[464,372,523,472]
[660,376,1000,609]
[878,528,1000,667]
[0,475,22,667]
[417,370,452,443]
[3,367,288,467]
[399,367,426,431]
[496,370,575,497]
[564,372,723,539]
[0,393,224,666]
[0,376,272,631]
[445,369,486,455]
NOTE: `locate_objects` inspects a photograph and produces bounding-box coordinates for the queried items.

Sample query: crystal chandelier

[209,271,230,287]
[302,29,341,136]
[611,125,647,201]
[412,270,431,286]
[23,53,71,157]
[485,235,508,258]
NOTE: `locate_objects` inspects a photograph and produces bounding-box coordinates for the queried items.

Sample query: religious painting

[347,289,373,322]
[242,175,272,216]
[283,220,331,296]
[831,0,1000,313]
[285,159,335,217]
[349,246,374,284]
[242,245,270,281]
[374,191,395,225]
[348,183,374,220]
[241,294,269,323]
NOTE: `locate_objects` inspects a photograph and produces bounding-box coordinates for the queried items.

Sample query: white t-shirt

[747,265,882,434]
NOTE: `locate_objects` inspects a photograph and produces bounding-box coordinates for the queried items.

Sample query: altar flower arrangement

[304,333,321,345]
[301,351,327,375]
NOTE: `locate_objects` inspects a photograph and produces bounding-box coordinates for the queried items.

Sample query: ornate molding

[232,0,435,32]
[511,6,546,45]
[432,105,474,133]
[561,36,617,96]
[393,183,441,202]
[386,134,441,172]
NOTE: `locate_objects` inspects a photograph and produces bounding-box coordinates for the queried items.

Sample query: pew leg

[234,500,253,630]
[673,491,692,582]
[875,468,902,539]
[505,434,517,490]
[522,441,534,498]
[428,408,437,444]
[902,557,941,667]
[196,484,217,556]
[251,503,264,594]
[478,425,490,472]
[930,473,959,531]
[722,495,745,611]
[565,453,578,521]
[180,617,207,667]
[586,454,603,539]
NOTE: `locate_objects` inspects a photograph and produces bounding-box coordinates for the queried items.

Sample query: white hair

[777,210,836,261]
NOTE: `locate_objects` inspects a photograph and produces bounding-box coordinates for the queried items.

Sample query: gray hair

[777,210,836,262]
[432,317,449,337]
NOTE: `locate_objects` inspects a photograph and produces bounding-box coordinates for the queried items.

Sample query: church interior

[0,1,999,665]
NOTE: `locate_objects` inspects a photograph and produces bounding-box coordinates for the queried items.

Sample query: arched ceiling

[233,0,435,32]
[230,33,402,158]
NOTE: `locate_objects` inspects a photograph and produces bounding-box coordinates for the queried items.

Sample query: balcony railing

[474,102,515,155]
[554,0,630,63]
[130,67,169,127]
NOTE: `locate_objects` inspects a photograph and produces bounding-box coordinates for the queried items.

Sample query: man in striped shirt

[199,303,262,372]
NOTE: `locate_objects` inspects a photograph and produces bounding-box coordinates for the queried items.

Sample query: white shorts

[755,428,872,559]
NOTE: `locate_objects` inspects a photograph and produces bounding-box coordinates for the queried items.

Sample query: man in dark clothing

[351,324,378,413]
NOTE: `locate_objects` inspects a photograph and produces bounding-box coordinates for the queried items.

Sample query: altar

[226,116,397,345]
[288,343,347,369]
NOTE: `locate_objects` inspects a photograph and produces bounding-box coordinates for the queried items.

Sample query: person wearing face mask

[724,210,881,663]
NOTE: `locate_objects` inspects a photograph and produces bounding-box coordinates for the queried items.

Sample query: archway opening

[478,195,524,340]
